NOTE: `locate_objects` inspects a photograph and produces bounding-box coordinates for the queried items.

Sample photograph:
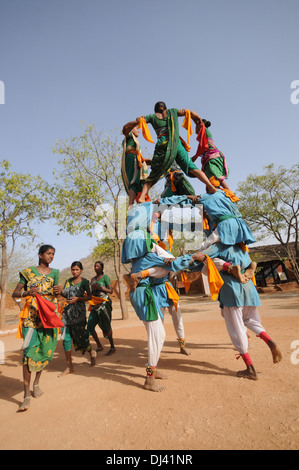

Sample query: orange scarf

[88,295,108,311]
[165,282,179,311]
[138,117,154,143]
[205,255,224,300]
[180,271,191,294]
[209,176,240,203]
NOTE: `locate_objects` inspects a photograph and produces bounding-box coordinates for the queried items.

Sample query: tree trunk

[113,240,128,320]
[0,237,8,330]
[118,277,129,320]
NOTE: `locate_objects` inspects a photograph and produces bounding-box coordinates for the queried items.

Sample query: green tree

[0,161,50,329]
[52,125,130,319]
[237,163,299,283]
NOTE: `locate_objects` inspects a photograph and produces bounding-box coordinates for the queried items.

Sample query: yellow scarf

[181,110,193,144]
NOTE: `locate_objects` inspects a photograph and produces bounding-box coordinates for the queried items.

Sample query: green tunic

[87,275,113,338]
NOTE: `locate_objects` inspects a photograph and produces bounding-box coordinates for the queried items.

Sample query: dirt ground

[0,290,298,451]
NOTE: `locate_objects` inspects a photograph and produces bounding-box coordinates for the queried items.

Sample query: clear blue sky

[0,0,298,270]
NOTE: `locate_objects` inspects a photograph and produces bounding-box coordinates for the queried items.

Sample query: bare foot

[178,339,191,356]
[180,346,191,356]
[32,384,44,398]
[123,274,140,292]
[237,365,258,381]
[90,350,97,367]
[268,340,283,364]
[144,376,167,392]
[105,347,116,356]
[228,265,246,283]
[59,368,74,377]
[154,369,168,379]
[131,272,142,286]
[244,262,257,282]
[18,396,31,412]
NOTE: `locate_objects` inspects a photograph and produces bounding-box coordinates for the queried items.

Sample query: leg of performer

[138,181,153,203]
[143,317,167,392]
[242,307,282,364]
[168,304,191,356]
[188,168,217,193]
[198,228,221,251]
[221,306,258,380]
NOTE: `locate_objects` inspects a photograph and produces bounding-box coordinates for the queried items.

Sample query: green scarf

[139,282,159,321]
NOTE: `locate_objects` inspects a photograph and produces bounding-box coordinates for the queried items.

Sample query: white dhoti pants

[143,316,166,367]
[161,304,185,339]
[221,306,265,355]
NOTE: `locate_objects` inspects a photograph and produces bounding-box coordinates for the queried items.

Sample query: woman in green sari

[121,126,151,206]
[122,102,217,202]
[13,245,60,412]
[59,261,96,377]
[87,261,116,356]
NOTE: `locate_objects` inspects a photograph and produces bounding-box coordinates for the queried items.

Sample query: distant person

[87,261,116,355]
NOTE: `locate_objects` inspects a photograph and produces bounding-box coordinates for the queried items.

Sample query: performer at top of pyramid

[121,125,151,207]
[122,102,217,203]
[192,119,231,191]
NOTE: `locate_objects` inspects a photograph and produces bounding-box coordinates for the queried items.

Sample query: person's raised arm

[177,109,202,125]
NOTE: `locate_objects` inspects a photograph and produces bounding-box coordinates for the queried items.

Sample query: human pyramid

[12,102,284,413]
[121,101,282,392]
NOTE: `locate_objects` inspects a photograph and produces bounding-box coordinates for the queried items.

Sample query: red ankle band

[259,332,271,344]
[241,353,253,366]
[223,262,232,271]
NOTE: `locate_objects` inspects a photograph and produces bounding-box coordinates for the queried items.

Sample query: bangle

[21,291,26,298]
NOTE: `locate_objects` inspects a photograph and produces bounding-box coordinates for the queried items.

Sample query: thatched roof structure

[249,242,297,263]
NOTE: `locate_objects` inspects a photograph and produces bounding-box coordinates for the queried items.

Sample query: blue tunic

[129,256,173,321]
[202,243,261,308]
[199,190,255,246]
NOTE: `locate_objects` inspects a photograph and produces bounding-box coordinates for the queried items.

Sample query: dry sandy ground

[0,291,298,451]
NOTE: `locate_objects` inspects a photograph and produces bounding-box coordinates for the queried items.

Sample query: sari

[18,267,59,373]
[87,275,113,338]
[144,109,198,185]
[161,162,196,197]
[195,125,229,182]
[61,278,92,354]
[121,133,149,196]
